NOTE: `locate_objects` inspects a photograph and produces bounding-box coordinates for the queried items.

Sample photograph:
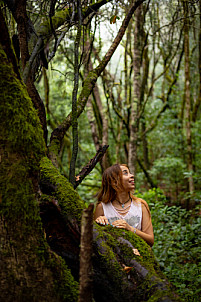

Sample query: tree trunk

[69,0,82,186]
[93,82,109,170]
[128,5,142,174]
[182,0,194,195]
[86,96,100,152]
[78,204,94,302]
[0,44,78,301]
[192,0,201,122]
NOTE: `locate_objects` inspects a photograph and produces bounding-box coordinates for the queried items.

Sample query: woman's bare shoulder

[96,202,103,210]
[132,195,150,212]
[94,202,104,220]
[132,195,148,205]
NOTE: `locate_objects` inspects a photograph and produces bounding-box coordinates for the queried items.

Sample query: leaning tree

[0,1,181,301]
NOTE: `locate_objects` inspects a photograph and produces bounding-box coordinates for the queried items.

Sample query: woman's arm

[112,202,154,247]
[94,203,109,225]
[131,202,154,246]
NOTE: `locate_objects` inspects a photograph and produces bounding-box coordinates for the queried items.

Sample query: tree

[1,1,183,301]
[182,0,194,196]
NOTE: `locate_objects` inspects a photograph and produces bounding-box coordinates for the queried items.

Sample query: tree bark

[128,5,143,174]
[192,1,201,122]
[69,0,82,186]
[0,43,78,301]
[86,96,101,150]
[182,0,194,194]
[5,0,48,143]
[78,204,94,302]
[74,145,109,189]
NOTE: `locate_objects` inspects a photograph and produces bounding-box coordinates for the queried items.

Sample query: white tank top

[102,199,142,230]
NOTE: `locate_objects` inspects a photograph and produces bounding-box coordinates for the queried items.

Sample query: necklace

[113,204,131,215]
[115,196,130,208]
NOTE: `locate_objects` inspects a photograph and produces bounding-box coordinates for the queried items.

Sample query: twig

[23,36,43,83]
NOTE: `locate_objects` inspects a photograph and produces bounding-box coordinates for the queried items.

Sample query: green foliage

[137,188,201,301]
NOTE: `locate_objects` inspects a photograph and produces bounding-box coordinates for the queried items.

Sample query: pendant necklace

[116,196,130,208]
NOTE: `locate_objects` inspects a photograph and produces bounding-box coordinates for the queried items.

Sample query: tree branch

[49,0,146,160]
[74,145,109,189]
[69,0,82,187]
[22,36,43,83]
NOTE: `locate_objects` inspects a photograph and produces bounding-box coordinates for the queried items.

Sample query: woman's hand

[112,219,132,232]
[95,216,109,225]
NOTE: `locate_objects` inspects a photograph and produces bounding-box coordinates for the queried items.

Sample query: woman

[94,164,154,247]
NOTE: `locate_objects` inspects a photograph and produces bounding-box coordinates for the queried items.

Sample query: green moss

[147,289,182,302]
[78,71,98,106]
[93,225,182,301]
[0,46,45,233]
[37,8,71,36]
[0,49,46,164]
[47,252,79,302]
[40,157,85,225]
[48,138,61,161]
[98,226,157,274]
[0,46,78,301]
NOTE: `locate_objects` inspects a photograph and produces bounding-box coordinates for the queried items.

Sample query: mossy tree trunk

[0,44,79,301]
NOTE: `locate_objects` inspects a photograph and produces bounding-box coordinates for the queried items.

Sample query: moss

[77,71,98,107]
[47,252,79,302]
[0,46,45,233]
[37,8,71,36]
[147,289,182,302]
[0,49,46,164]
[0,46,78,301]
[97,226,157,274]
[93,225,182,301]
[48,138,61,162]
[40,157,85,225]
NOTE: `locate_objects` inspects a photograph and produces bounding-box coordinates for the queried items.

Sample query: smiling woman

[94,164,154,247]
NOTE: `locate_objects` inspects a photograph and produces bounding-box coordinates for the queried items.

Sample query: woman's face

[120,165,135,192]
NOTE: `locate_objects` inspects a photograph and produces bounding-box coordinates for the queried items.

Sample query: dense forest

[0,0,200,301]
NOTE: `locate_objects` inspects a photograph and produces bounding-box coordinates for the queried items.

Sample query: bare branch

[49,0,146,160]
[74,145,109,189]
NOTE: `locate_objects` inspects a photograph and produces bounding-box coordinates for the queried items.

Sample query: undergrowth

[137,188,201,302]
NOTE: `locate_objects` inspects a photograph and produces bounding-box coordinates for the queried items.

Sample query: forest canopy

[0,0,200,301]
